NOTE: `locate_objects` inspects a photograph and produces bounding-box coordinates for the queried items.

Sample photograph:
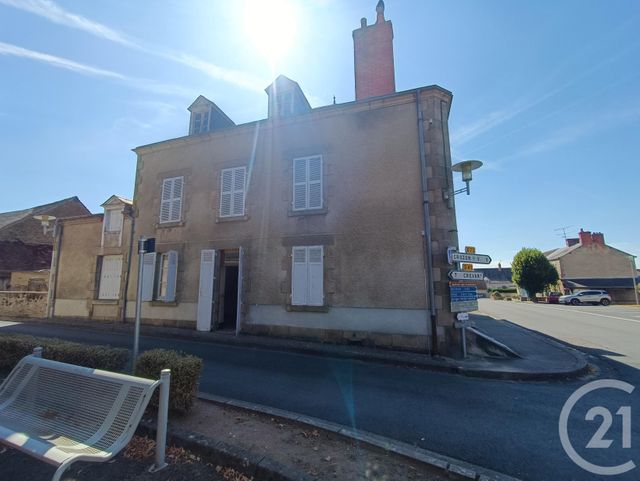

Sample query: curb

[198,392,524,481]
[138,419,313,481]
[3,316,589,381]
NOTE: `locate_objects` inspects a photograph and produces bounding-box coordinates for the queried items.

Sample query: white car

[559,290,611,306]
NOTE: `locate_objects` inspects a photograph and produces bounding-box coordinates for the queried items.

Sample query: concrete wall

[559,244,634,278]
[131,87,459,352]
[0,292,47,317]
[52,212,133,321]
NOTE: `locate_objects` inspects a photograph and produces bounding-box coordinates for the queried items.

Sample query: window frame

[97,254,123,300]
[291,245,324,307]
[292,155,323,212]
[103,207,123,233]
[159,176,184,224]
[219,166,247,218]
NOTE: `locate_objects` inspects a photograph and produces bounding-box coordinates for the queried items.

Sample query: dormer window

[277,92,294,117]
[104,208,123,233]
[188,95,235,135]
[100,195,132,247]
[265,75,312,119]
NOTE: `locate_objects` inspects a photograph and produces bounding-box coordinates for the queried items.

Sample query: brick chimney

[578,229,592,246]
[353,0,396,100]
[565,238,579,247]
[591,232,605,246]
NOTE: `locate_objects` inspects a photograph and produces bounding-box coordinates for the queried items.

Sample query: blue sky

[0,0,638,265]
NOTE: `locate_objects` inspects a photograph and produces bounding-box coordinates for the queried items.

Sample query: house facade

[126,3,462,354]
[546,229,639,303]
[49,196,134,321]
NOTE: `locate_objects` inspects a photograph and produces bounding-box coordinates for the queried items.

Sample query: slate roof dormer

[265,75,312,119]
[188,95,235,135]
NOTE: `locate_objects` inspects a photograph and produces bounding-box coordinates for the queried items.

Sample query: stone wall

[0,292,47,318]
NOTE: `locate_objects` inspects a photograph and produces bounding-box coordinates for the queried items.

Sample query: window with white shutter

[160,176,184,223]
[292,156,323,211]
[141,252,156,301]
[98,255,122,300]
[104,208,123,233]
[291,246,324,306]
[219,167,246,217]
[157,251,178,302]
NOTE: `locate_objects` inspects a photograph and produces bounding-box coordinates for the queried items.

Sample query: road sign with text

[449,270,484,281]
[447,249,492,265]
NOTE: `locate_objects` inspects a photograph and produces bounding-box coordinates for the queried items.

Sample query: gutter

[46,221,63,318]
[416,90,439,355]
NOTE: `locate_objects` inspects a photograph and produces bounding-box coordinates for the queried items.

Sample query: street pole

[133,236,146,373]
[631,256,639,306]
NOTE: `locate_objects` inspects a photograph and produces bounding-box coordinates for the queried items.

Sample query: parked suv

[559,290,612,306]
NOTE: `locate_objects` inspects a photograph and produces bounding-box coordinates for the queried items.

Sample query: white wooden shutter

[98,255,123,299]
[197,249,216,331]
[164,250,178,302]
[291,247,307,305]
[141,252,156,301]
[232,167,246,216]
[236,246,244,335]
[220,169,233,216]
[308,156,323,209]
[293,158,307,210]
[160,177,183,223]
[104,209,123,232]
[307,246,324,306]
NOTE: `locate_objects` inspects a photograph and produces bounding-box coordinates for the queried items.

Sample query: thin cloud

[0,41,193,98]
[0,0,266,92]
[0,41,124,79]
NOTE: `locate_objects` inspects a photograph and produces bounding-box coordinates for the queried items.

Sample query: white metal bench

[0,348,170,481]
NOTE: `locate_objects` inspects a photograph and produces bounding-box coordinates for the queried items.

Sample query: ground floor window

[140,251,178,302]
[97,255,123,300]
[291,246,324,306]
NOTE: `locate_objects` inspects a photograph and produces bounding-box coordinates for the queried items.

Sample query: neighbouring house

[545,229,639,303]
[0,197,90,317]
[49,196,134,321]
[123,2,462,354]
[476,264,516,291]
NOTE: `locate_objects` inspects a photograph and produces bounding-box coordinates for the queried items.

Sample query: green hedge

[135,349,203,414]
[0,333,129,372]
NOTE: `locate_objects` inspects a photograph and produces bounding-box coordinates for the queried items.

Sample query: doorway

[217,250,239,331]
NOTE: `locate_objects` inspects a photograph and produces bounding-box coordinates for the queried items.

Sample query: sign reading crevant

[449,270,484,281]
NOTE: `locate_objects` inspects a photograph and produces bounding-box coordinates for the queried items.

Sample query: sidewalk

[1,314,588,380]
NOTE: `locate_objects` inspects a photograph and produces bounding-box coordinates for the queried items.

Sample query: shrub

[0,333,129,372]
[135,349,203,414]
[491,291,503,300]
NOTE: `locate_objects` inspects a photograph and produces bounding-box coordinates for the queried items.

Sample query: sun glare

[243,0,298,67]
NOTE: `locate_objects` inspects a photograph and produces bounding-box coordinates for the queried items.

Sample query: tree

[511,248,559,301]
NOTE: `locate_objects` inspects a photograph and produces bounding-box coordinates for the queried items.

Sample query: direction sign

[465,246,476,254]
[448,270,484,281]
[447,250,492,265]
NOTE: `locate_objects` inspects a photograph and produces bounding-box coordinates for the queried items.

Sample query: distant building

[476,264,516,291]
[0,196,89,290]
[545,229,639,303]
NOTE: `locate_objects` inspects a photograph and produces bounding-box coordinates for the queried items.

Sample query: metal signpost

[133,236,155,372]
[447,246,491,358]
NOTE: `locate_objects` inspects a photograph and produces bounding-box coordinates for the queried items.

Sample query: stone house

[545,229,639,303]
[126,2,462,354]
[49,196,134,321]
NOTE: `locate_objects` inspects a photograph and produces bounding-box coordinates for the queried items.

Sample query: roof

[545,244,581,260]
[563,278,640,289]
[101,195,133,207]
[0,197,87,231]
[475,267,513,282]
[0,241,52,272]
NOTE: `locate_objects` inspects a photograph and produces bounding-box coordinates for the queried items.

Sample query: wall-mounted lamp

[451,160,483,196]
[33,214,57,235]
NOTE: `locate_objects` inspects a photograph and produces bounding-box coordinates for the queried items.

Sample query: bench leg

[52,460,72,481]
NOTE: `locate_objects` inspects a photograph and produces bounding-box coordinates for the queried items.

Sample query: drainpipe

[122,213,136,322]
[416,89,439,355]
[47,220,63,319]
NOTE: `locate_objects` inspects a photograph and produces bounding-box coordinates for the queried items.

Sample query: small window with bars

[292,155,323,211]
[219,167,246,217]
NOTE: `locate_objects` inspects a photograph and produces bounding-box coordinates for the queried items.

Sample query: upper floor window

[103,208,123,233]
[293,155,323,211]
[192,109,211,134]
[160,176,184,223]
[220,167,246,217]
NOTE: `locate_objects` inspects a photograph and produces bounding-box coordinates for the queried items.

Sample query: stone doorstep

[197,393,525,481]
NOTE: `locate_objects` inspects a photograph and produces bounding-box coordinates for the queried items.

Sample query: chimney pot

[578,229,592,246]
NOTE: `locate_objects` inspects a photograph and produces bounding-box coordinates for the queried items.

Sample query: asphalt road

[1,319,639,481]
[477,299,640,369]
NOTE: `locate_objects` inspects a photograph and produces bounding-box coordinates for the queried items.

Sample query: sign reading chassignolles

[450,282,479,313]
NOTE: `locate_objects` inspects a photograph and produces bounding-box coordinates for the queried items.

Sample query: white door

[235,247,244,336]
[197,249,216,331]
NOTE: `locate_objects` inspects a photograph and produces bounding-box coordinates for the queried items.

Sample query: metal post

[631,256,639,306]
[461,327,467,358]
[133,237,146,373]
[33,346,43,358]
[151,369,170,472]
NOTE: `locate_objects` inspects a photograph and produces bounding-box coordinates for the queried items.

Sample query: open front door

[197,249,216,331]
[235,246,244,336]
